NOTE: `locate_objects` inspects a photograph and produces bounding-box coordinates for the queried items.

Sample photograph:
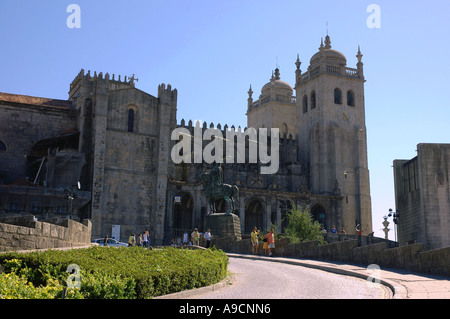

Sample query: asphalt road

[190,257,392,299]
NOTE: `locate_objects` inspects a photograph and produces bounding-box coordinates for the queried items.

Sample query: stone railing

[298,65,362,83]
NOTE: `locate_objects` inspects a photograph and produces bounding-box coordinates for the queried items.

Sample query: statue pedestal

[204,213,242,241]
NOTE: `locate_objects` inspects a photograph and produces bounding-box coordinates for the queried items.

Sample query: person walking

[251,226,260,254]
[204,228,212,248]
[191,228,200,246]
[264,229,275,257]
[182,231,188,246]
[142,230,149,248]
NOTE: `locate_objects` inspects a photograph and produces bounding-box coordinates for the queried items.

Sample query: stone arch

[334,88,342,105]
[311,203,327,230]
[245,197,264,233]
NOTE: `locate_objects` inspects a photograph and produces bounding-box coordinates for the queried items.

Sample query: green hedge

[0,246,228,299]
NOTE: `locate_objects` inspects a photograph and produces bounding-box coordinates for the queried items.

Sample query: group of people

[127,230,150,247]
[251,227,275,257]
[171,228,212,248]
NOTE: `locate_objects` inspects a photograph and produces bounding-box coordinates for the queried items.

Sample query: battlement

[158,83,178,105]
[69,68,139,99]
[176,119,295,144]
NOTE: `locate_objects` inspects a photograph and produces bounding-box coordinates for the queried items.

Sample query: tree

[283,205,326,244]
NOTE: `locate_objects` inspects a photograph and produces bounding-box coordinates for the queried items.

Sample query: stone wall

[212,236,450,277]
[0,215,91,252]
[0,96,76,185]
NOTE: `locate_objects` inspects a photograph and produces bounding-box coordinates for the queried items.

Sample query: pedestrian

[143,230,149,248]
[191,228,200,246]
[340,227,346,234]
[251,226,260,254]
[138,233,143,246]
[331,225,337,234]
[182,231,188,246]
[264,229,275,257]
[104,234,109,246]
[204,228,212,248]
[128,233,136,247]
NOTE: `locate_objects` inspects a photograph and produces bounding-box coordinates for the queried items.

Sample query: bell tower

[295,35,372,234]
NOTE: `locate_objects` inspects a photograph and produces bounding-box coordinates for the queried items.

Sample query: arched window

[303,95,308,113]
[347,90,355,106]
[0,140,6,151]
[334,88,342,104]
[127,109,135,132]
[311,91,316,109]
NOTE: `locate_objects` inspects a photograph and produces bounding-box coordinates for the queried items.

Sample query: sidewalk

[227,253,450,299]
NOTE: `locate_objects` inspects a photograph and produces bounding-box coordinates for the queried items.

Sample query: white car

[92,238,128,247]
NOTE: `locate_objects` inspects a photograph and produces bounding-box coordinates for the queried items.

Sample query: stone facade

[0,35,373,246]
[393,143,450,249]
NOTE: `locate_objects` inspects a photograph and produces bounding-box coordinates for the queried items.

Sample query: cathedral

[0,35,372,245]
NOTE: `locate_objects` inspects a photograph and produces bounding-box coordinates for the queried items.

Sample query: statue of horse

[200,171,239,215]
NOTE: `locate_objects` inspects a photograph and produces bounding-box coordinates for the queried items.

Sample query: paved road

[189,257,392,299]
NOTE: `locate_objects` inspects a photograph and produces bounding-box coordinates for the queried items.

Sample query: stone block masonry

[0,215,91,252]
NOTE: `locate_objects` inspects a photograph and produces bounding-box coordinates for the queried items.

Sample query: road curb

[153,272,237,299]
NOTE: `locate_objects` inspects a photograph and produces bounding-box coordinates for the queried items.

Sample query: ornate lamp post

[388,208,399,245]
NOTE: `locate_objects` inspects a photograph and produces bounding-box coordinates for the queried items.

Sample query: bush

[283,205,326,244]
[0,246,228,299]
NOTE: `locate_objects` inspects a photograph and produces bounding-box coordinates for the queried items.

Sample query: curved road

[190,257,392,299]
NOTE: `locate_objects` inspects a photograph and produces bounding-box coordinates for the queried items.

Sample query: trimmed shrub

[0,246,228,299]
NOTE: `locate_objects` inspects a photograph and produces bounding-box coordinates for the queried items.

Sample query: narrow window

[303,95,308,113]
[311,91,316,109]
[347,90,355,106]
[334,88,342,104]
[127,109,135,132]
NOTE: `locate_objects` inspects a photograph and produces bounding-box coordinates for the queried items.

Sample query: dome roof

[310,35,347,66]
[262,79,293,92]
[261,68,293,95]
[310,48,347,64]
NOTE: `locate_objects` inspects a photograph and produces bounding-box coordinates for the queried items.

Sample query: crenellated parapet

[158,83,178,106]
[176,119,295,144]
[69,68,139,99]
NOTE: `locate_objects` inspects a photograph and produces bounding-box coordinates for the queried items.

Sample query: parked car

[92,238,128,247]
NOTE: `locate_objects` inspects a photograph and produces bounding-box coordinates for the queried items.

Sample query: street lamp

[388,208,400,245]
[65,181,81,220]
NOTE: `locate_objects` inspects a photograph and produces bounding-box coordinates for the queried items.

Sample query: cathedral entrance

[173,192,193,239]
[245,198,264,233]
[311,204,327,230]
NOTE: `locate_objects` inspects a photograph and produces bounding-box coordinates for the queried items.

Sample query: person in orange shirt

[264,229,275,257]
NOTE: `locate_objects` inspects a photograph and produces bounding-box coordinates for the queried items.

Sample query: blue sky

[1,1,449,239]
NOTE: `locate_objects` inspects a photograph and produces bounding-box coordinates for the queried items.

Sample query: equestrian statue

[200,165,239,215]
